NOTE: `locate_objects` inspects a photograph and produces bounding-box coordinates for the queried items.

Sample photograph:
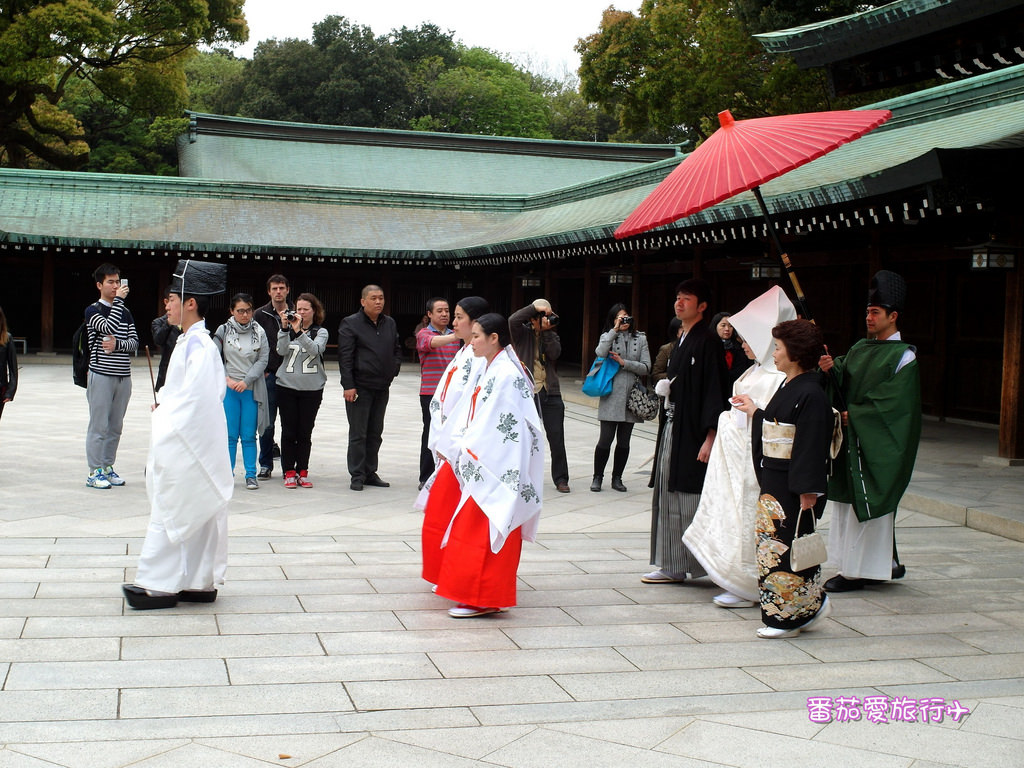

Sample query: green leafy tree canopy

[0,0,248,169]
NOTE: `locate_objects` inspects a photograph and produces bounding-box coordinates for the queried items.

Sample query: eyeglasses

[233,307,254,314]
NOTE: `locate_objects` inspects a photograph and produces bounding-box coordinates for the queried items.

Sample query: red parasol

[615,108,891,319]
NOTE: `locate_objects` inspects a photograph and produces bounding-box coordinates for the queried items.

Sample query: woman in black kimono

[733,319,834,639]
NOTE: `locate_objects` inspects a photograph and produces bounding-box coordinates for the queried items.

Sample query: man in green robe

[820,270,922,591]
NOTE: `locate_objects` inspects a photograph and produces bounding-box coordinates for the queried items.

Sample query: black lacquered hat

[169,260,227,296]
[867,270,906,313]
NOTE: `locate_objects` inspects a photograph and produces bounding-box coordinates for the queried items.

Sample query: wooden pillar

[631,253,642,333]
[41,251,55,353]
[581,258,596,377]
[999,267,1023,459]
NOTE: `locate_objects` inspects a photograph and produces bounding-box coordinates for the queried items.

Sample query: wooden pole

[999,267,1023,459]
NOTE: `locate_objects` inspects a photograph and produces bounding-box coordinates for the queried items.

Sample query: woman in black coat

[0,305,19,423]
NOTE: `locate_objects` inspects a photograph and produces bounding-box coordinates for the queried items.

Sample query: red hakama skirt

[435,496,523,609]
[421,461,459,584]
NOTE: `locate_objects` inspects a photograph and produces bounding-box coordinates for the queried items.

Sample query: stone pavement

[0,360,1022,767]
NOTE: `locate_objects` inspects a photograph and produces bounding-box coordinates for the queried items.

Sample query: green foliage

[410,47,552,138]
[0,0,247,169]
[577,0,878,145]
[183,49,245,115]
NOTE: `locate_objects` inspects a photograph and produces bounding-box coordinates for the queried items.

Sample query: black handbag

[626,376,659,421]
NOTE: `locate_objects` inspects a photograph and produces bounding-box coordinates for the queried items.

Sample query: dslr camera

[536,310,560,327]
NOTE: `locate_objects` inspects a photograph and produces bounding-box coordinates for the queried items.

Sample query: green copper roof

[754,0,1024,68]
[2,66,1023,260]
[178,112,682,195]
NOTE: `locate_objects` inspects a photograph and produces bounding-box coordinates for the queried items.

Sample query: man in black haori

[644,278,729,584]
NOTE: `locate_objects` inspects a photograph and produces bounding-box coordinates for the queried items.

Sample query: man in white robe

[122,260,233,609]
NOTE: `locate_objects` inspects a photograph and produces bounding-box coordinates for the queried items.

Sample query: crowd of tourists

[71,259,920,634]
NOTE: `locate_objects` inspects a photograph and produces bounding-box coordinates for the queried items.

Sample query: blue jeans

[224,386,258,478]
[258,371,278,471]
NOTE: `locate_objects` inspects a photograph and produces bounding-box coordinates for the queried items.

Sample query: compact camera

[284,309,298,321]
[620,315,633,326]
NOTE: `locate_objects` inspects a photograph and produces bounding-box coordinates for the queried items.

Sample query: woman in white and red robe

[418,296,489,586]
[433,312,545,617]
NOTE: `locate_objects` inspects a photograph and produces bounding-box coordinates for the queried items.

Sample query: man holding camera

[510,299,570,493]
[84,263,139,489]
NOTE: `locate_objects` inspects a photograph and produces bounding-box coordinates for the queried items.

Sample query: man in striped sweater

[84,263,139,489]
[416,297,460,488]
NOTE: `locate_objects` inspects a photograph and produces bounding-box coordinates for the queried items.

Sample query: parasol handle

[750,187,848,411]
[752,186,812,321]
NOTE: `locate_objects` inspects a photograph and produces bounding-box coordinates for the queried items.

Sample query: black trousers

[346,387,390,481]
[594,420,635,478]
[536,389,568,485]
[419,394,435,483]
[276,385,323,474]
[258,371,279,471]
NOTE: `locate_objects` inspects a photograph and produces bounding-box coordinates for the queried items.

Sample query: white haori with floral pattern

[414,345,485,510]
[445,347,545,553]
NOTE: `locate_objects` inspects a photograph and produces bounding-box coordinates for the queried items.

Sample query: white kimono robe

[414,344,484,510]
[445,347,546,553]
[135,320,234,593]
[683,285,796,601]
[683,362,786,600]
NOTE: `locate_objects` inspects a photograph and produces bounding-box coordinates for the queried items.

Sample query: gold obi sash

[761,420,795,459]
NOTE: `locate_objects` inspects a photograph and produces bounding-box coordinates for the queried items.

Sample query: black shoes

[610,477,627,492]
[350,479,364,491]
[823,574,865,592]
[591,476,602,492]
[364,475,390,488]
[122,584,178,610]
[256,467,272,480]
[825,564,907,592]
[178,589,217,603]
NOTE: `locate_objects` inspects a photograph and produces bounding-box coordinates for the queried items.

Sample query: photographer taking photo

[510,298,569,493]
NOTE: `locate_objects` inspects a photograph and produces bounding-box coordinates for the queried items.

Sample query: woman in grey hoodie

[214,293,269,490]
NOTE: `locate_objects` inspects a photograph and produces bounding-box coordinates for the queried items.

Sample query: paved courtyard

[0,361,1022,767]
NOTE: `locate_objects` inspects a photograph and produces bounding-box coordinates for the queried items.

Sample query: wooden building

[1,0,1021,458]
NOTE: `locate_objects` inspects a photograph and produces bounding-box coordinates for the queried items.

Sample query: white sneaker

[87,468,111,489]
[103,466,125,486]
[713,592,757,608]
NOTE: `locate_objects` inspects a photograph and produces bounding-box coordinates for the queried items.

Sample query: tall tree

[410,47,552,138]
[577,0,872,145]
[0,0,247,169]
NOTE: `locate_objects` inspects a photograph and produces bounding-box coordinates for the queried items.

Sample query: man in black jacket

[645,279,729,583]
[338,285,402,491]
[253,274,293,479]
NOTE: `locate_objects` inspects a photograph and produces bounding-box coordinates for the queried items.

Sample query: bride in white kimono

[683,286,796,607]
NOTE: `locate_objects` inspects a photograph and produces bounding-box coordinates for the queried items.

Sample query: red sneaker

[298,471,313,488]
[284,472,298,489]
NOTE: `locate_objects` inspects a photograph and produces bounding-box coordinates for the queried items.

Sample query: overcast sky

[233,0,642,77]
